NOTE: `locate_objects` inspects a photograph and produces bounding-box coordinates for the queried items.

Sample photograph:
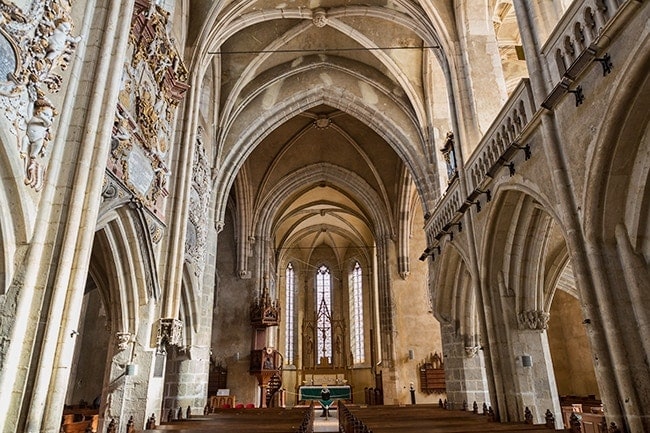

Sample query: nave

[138,404,573,433]
[0,0,648,432]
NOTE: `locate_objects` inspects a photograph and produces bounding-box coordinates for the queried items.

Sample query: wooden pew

[140,406,314,432]
[60,412,99,433]
[559,395,605,432]
[131,402,578,433]
[61,405,99,433]
[338,403,559,433]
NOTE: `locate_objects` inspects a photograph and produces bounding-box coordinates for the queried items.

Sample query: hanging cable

[209,45,440,55]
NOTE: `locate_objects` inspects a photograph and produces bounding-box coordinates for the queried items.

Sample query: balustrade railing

[465,79,536,194]
[541,0,624,84]
[425,79,536,240]
[424,0,636,243]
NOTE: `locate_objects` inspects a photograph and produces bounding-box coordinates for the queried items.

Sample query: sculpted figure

[43,18,81,73]
[22,96,56,159]
[111,111,131,158]
[20,94,57,191]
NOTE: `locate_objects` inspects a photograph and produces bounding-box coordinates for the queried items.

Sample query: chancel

[0,1,648,433]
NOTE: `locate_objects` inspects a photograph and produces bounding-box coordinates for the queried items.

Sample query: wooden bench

[140,402,561,433]
[141,406,314,432]
[560,395,605,432]
[338,402,559,433]
[60,412,99,433]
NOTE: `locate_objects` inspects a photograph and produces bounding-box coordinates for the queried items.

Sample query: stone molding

[464,346,480,358]
[185,126,211,277]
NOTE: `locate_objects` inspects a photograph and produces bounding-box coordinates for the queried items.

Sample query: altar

[298,385,351,402]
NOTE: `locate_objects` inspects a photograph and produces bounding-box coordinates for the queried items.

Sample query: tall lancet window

[285,263,296,364]
[350,262,365,363]
[316,265,332,363]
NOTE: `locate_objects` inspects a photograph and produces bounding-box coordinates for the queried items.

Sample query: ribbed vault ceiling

[195,0,453,262]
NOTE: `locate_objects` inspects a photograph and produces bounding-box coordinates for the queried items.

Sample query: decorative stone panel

[0,0,81,191]
[106,0,189,220]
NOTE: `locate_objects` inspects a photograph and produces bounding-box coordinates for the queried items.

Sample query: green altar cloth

[298,385,351,402]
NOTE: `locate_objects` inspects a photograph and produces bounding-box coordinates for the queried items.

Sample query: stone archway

[547,267,598,399]
[581,42,650,431]
[481,188,567,425]
[65,205,165,432]
[432,244,491,409]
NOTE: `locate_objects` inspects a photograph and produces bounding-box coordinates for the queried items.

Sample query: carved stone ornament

[464,346,480,358]
[106,0,189,220]
[115,332,133,351]
[518,310,550,330]
[313,114,331,129]
[185,126,211,277]
[0,0,82,191]
[100,171,164,245]
[156,317,183,353]
[312,8,328,28]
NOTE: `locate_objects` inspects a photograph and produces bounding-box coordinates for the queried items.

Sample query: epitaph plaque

[127,146,155,196]
[0,32,17,81]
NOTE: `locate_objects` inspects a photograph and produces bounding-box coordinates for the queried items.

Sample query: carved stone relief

[185,126,211,277]
[115,331,133,352]
[0,0,81,191]
[106,0,189,220]
[518,309,550,330]
[156,317,183,353]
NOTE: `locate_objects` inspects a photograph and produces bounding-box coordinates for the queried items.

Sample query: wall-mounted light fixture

[450,221,462,233]
[595,53,613,76]
[568,85,584,106]
[467,200,481,213]
[512,143,532,160]
[125,363,138,376]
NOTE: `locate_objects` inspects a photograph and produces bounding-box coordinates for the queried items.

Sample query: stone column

[440,324,490,410]
[508,320,562,427]
[161,258,215,416]
[100,328,157,433]
[453,0,508,155]
[2,1,137,431]
[512,2,640,429]
[163,345,211,417]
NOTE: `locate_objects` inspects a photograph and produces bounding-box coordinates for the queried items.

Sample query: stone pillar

[511,0,554,98]
[440,325,490,410]
[508,323,562,427]
[511,2,646,430]
[100,329,157,432]
[454,0,508,155]
[163,345,211,416]
[161,255,215,416]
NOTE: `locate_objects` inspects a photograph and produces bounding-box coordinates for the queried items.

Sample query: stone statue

[21,93,57,191]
